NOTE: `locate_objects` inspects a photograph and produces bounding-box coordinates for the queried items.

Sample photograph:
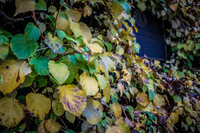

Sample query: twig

[0,11,24,22]
[61,118,68,130]
[32,11,45,40]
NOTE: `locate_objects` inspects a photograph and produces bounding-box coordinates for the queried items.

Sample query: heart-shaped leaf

[48,60,69,84]
[45,33,63,53]
[11,34,38,59]
[25,22,40,44]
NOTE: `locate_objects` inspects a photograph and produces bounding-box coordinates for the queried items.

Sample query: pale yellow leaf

[45,119,61,133]
[136,92,150,107]
[84,4,92,17]
[58,85,87,116]
[116,120,131,133]
[54,12,69,31]
[0,97,25,128]
[26,92,51,120]
[169,3,178,12]
[82,100,103,125]
[112,103,122,119]
[80,22,92,43]
[87,42,103,54]
[106,126,121,133]
[0,60,31,95]
[141,102,155,112]
[79,72,99,96]
[170,112,179,124]
[69,19,82,38]
[153,94,165,107]
[15,0,36,14]
[66,9,81,23]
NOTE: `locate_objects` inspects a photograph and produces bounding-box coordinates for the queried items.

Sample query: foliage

[0,0,200,132]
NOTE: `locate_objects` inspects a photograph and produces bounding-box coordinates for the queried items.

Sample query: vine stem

[32,11,45,40]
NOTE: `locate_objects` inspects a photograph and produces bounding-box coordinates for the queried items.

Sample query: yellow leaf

[196,100,200,110]
[166,118,174,132]
[80,22,92,43]
[79,72,99,96]
[0,60,31,95]
[54,12,69,31]
[169,3,178,12]
[26,92,51,120]
[116,119,131,133]
[141,102,155,112]
[58,85,87,116]
[112,2,123,18]
[66,9,81,23]
[52,100,65,116]
[170,112,179,124]
[106,126,121,133]
[45,119,61,133]
[65,111,75,123]
[99,54,115,73]
[103,83,111,102]
[153,94,165,107]
[38,120,48,133]
[15,0,36,14]
[48,60,69,84]
[82,100,103,125]
[84,4,92,17]
[112,103,122,119]
[87,42,103,54]
[0,97,25,128]
[187,80,193,88]
[69,19,82,38]
[136,92,150,107]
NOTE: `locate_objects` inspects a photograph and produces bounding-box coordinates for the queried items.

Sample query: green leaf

[173,95,182,103]
[45,33,63,53]
[75,53,83,61]
[105,42,113,52]
[68,54,77,64]
[36,0,47,11]
[1,30,13,38]
[65,130,76,133]
[35,76,47,88]
[62,61,77,84]
[10,34,38,59]
[118,0,131,14]
[0,44,9,60]
[25,22,40,44]
[87,61,96,74]
[137,1,146,12]
[0,35,9,46]
[48,60,70,84]
[59,11,68,20]
[148,90,155,100]
[30,57,50,76]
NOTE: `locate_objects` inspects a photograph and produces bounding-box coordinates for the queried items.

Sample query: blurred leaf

[45,119,61,133]
[36,0,46,11]
[52,100,65,116]
[15,0,36,14]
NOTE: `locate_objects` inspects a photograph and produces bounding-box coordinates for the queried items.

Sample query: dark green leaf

[25,22,40,44]
[36,0,47,11]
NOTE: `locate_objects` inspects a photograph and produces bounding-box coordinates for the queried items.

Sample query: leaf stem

[48,74,61,86]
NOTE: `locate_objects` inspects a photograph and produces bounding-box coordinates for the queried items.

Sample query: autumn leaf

[82,100,103,125]
[38,120,48,133]
[69,19,82,38]
[15,0,36,14]
[0,60,31,95]
[48,60,69,84]
[0,97,25,128]
[112,103,122,119]
[65,111,76,123]
[26,92,51,120]
[153,94,165,107]
[45,33,63,53]
[136,92,150,107]
[79,72,99,96]
[0,44,9,60]
[58,85,87,116]
[45,119,61,133]
[86,42,103,54]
